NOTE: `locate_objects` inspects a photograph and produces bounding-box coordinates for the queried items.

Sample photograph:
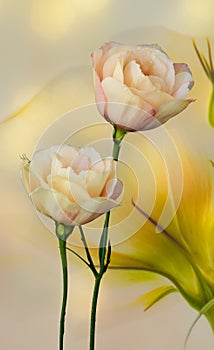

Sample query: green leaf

[208,87,214,127]
[138,285,178,311]
[184,298,214,349]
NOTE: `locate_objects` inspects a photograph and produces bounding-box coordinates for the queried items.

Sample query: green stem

[89,276,102,350]
[79,226,98,277]
[58,238,68,350]
[89,211,111,350]
[99,211,111,266]
[208,85,214,127]
[66,246,91,268]
[88,126,126,350]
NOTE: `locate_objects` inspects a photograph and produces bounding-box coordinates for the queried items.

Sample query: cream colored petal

[102,77,154,112]
[124,60,154,91]
[104,178,123,200]
[102,54,122,79]
[93,70,107,116]
[102,76,140,106]
[173,83,192,100]
[56,144,78,167]
[86,169,111,197]
[71,147,103,173]
[91,159,105,173]
[79,147,102,168]
[29,145,61,190]
[173,72,194,99]
[101,44,128,67]
[30,186,79,225]
[136,46,175,93]
[105,103,157,131]
[77,196,120,218]
[92,44,123,79]
[131,88,173,108]
[149,75,168,92]
[83,159,115,199]
[71,154,90,173]
[53,165,73,179]
[100,160,120,198]
[155,99,194,123]
[112,60,124,83]
[48,174,89,203]
[91,48,103,75]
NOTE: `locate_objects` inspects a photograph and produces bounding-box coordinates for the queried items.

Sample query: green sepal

[112,127,126,161]
[56,222,74,241]
[113,126,127,142]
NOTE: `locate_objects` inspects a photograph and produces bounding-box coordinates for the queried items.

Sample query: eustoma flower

[21,144,122,227]
[21,144,122,350]
[92,42,194,131]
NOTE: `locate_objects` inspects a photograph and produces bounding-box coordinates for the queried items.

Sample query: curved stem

[58,238,68,350]
[79,226,98,277]
[66,246,91,268]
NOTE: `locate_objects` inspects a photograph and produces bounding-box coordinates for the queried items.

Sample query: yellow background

[1,0,214,349]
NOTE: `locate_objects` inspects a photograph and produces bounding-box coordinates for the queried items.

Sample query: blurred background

[1,0,214,349]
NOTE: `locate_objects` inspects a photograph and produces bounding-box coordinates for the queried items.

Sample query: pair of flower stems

[56,126,126,350]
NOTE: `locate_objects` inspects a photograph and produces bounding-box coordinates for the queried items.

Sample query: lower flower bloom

[21,144,122,226]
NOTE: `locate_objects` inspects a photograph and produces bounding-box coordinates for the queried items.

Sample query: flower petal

[93,71,107,116]
[112,60,124,83]
[29,145,60,190]
[131,87,173,107]
[77,196,120,216]
[124,60,154,91]
[86,169,112,197]
[48,174,89,202]
[101,77,155,130]
[173,63,194,99]
[155,99,194,123]
[30,187,79,225]
[136,45,175,93]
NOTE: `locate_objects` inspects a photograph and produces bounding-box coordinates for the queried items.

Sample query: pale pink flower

[92,42,194,131]
[21,145,122,225]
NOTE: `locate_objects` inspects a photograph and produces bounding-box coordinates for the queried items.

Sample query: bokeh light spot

[72,0,109,13]
[30,0,75,40]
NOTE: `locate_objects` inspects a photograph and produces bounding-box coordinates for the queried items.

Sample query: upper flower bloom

[21,145,122,226]
[92,42,194,131]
